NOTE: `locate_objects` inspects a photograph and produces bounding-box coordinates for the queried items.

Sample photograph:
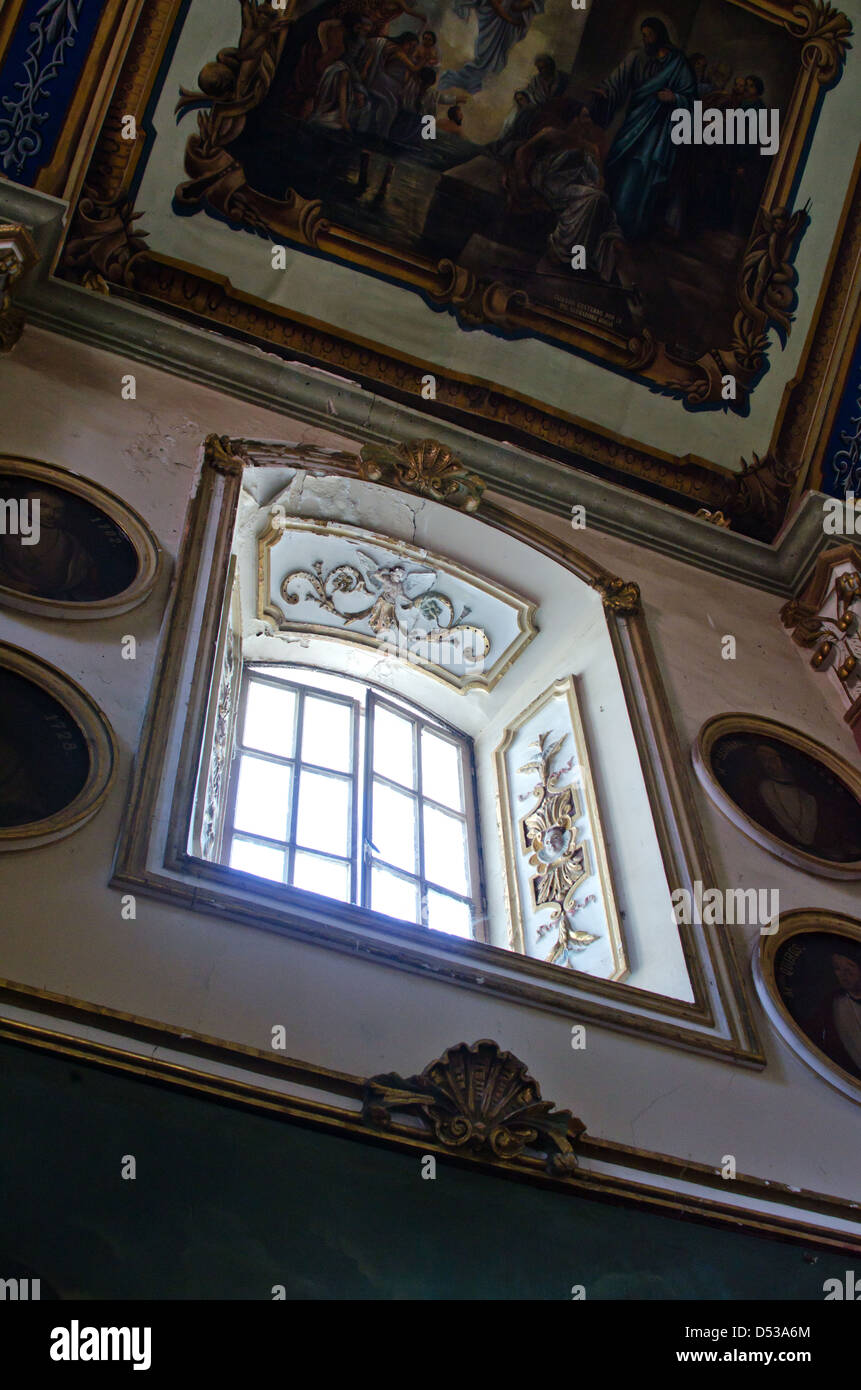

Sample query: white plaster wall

[1,327,860,1207]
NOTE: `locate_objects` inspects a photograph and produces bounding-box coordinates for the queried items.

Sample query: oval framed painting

[692,714,861,880]
[754,911,861,1104]
[0,456,161,619]
[0,643,117,850]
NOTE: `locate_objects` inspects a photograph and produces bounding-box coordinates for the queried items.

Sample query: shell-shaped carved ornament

[363,1039,585,1175]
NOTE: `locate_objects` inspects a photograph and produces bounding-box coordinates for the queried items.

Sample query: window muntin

[222,666,483,939]
[225,671,360,900]
[364,692,475,936]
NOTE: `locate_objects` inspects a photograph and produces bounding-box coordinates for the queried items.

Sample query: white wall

[1,326,860,1207]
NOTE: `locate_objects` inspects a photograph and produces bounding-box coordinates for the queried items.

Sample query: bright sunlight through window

[223,666,483,940]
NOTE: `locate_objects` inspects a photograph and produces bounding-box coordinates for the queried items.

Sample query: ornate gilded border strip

[494,674,627,979]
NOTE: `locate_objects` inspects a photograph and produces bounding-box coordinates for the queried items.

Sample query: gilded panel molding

[256,512,537,693]
[494,676,627,981]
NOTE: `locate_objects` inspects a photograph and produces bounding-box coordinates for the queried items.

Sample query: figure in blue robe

[590,17,696,240]
[438,0,544,96]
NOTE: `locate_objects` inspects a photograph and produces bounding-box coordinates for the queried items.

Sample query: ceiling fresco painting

[30,0,860,535]
[173,0,811,400]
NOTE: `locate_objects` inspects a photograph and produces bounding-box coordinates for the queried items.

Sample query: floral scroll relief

[0,0,85,176]
[517,730,600,967]
[280,552,491,667]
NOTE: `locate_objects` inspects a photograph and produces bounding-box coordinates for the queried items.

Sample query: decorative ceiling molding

[0,183,841,598]
[363,1039,585,1176]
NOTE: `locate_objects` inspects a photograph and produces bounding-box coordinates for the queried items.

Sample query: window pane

[296,769,351,856]
[371,866,420,924]
[423,804,469,895]
[234,755,292,840]
[373,705,415,788]
[229,837,285,883]
[372,779,417,873]
[427,890,473,939]
[421,730,463,811]
[293,851,351,903]
[301,695,353,773]
[242,682,296,758]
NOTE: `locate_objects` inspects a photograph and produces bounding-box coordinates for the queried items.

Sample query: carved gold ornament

[782,570,860,682]
[363,1039,585,1175]
[0,222,38,353]
[357,440,485,511]
[780,547,861,745]
[591,575,641,617]
[204,434,246,476]
[518,731,596,965]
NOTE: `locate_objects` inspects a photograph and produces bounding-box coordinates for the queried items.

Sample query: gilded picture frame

[0,456,162,621]
[51,0,858,539]
[0,642,118,851]
[692,711,861,879]
[162,0,845,408]
[753,908,861,1104]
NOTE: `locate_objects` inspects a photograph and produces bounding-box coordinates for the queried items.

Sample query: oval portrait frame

[0,642,118,851]
[753,910,861,1105]
[0,456,161,619]
[692,713,861,880]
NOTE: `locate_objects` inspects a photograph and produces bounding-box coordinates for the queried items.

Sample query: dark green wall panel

[0,1038,846,1299]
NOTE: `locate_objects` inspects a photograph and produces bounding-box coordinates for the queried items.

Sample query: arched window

[118,437,762,1064]
[223,664,484,938]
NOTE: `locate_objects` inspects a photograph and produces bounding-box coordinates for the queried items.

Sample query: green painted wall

[0,1039,845,1299]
